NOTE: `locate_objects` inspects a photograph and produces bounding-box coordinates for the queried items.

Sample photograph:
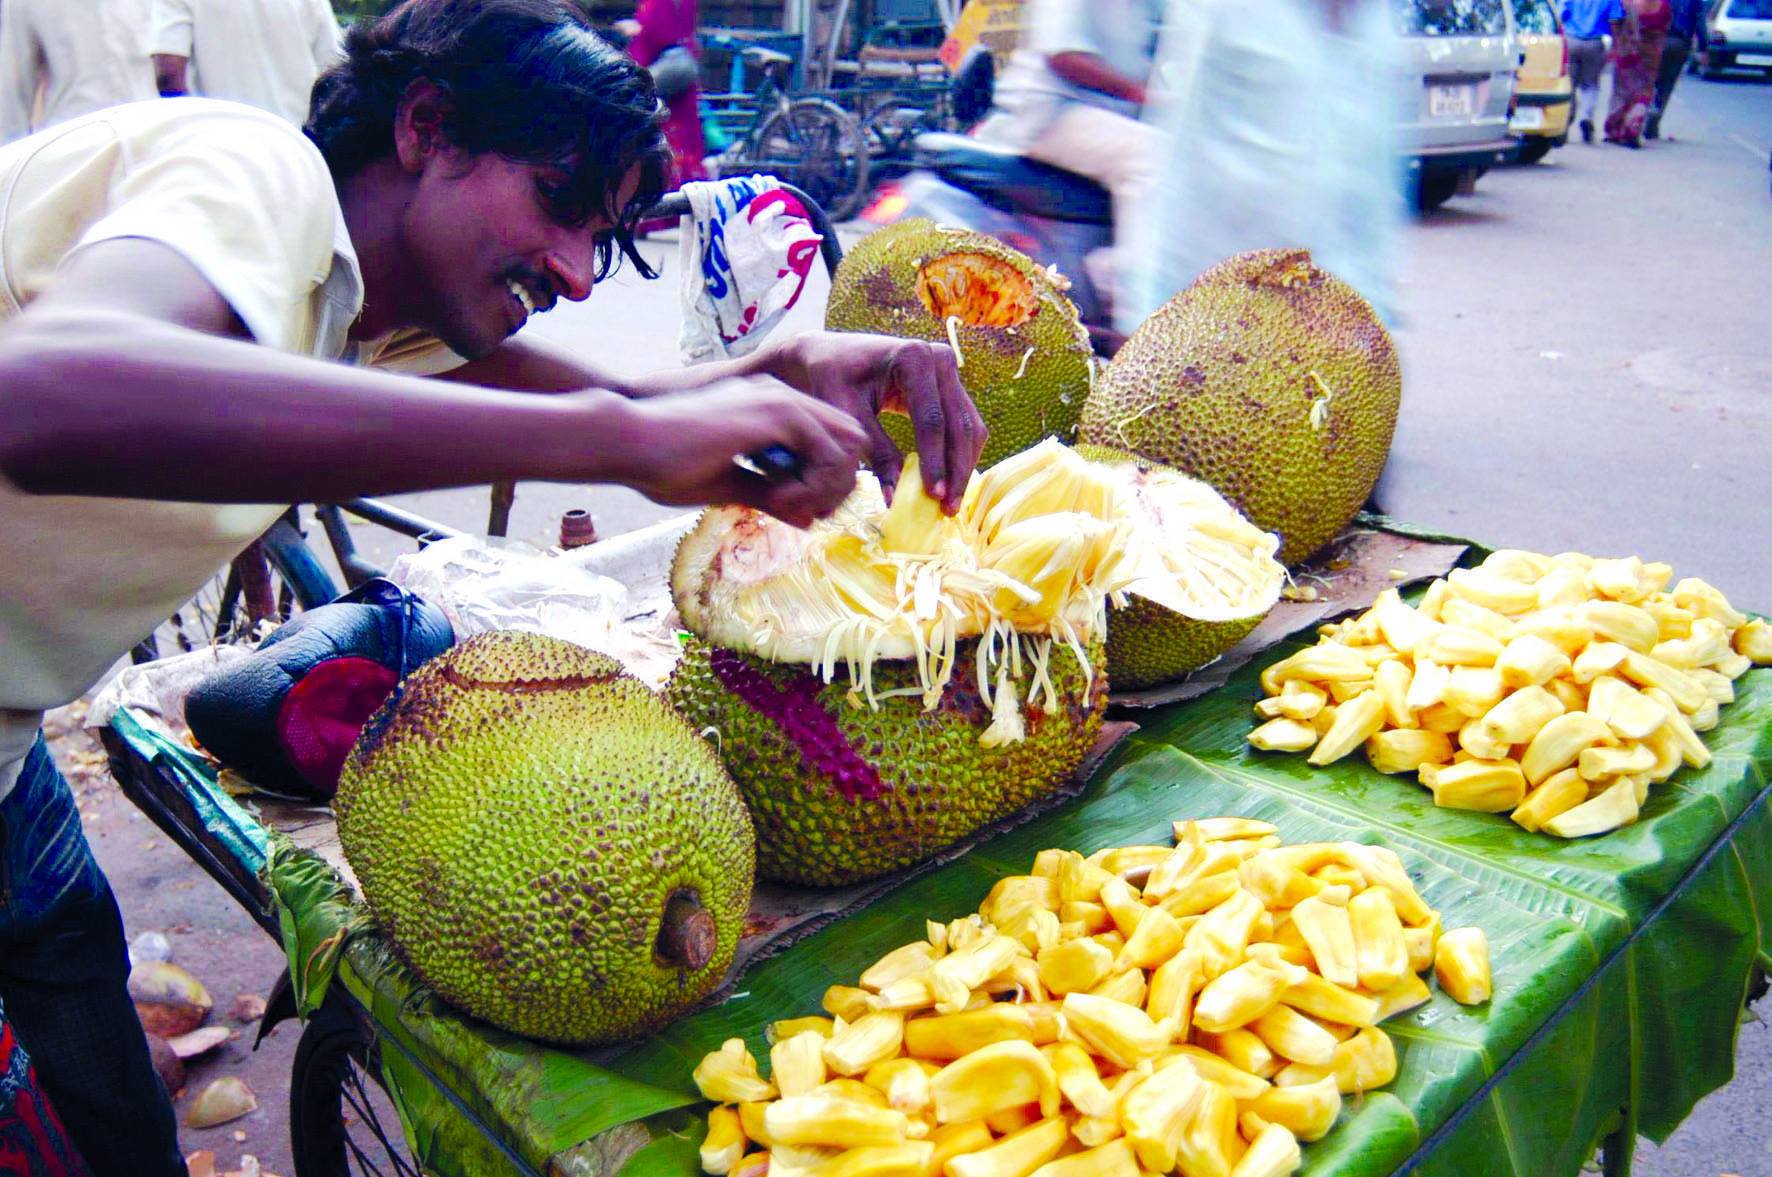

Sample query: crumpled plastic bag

[678,174,823,364]
[86,644,253,741]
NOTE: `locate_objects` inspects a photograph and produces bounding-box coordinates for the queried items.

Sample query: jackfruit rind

[335,631,755,1045]
[1079,248,1401,565]
[1075,444,1281,690]
[666,635,1106,885]
[826,218,1094,466]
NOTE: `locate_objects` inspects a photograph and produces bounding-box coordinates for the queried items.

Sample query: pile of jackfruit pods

[1249,551,1772,838]
[691,818,1491,1177]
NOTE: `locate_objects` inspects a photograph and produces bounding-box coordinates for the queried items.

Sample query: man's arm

[147,0,195,95]
[1046,51,1147,105]
[0,4,42,141]
[0,238,870,528]
[152,55,190,97]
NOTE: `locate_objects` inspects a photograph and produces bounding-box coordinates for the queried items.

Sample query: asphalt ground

[40,63,1772,1176]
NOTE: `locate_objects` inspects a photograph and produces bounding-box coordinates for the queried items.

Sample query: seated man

[0,1,983,1171]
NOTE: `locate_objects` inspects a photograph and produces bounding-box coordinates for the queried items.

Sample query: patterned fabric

[1606,0,1671,143]
[0,1014,89,1177]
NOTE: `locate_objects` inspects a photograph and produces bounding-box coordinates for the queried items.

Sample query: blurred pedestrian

[1648,0,1708,139]
[1560,0,1626,143]
[148,0,344,125]
[1117,0,1404,332]
[0,0,156,141]
[1605,0,1672,147]
[975,0,1163,312]
[619,0,706,191]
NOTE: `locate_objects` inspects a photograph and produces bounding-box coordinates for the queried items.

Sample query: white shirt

[0,0,159,141]
[0,99,451,800]
[987,0,1161,144]
[148,0,344,126]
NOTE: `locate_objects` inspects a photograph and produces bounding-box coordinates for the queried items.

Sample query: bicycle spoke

[338,1058,421,1177]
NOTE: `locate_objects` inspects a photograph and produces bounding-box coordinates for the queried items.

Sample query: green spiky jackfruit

[666,636,1106,886]
[334,632,755,1045]
[1079,249,1401,564]
[826,219,1094,466]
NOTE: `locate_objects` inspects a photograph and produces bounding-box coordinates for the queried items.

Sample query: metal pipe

[332,498,465,541]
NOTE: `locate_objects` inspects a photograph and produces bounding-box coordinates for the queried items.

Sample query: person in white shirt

[148,0,345,125]
[0,1,982,1170]
[0,0,158,141]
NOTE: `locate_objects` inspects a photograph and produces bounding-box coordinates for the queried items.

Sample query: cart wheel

[750,97,870,220]
[290,996,421,1177]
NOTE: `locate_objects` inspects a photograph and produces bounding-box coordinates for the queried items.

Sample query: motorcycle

[857,51,1122,354]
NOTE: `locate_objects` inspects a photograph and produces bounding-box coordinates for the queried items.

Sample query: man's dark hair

[307,0,672,279]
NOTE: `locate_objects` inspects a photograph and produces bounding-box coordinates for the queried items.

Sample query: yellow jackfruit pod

[863,942,942,992]
[1237,853,1322,911]
[1172,1080,1243,1177]
[1402,910,1440,974]
[1146,946,1205,1035]
[1587,676,1668,741]
[1454,718,1513,763]
[1521,712,1617,785]
[1540,777,1640,839]
[996,907,1062,956]
[731,1151,771,1177]
[1642,598,1695,641]
[904,1004,1034,1060]
[983,877,1062,925]
[765,1094,910,1150]
[1414,702,1465,734]
[1347,887,1410,992]
[1364,729,1453,776]
[821,1144,936,1177]
[1091,931,1126,957]
[1581,601,1659,653]
[1578,742,1656,781]
[1087,967,1147,1008]
[1448,568,1540,615]
[1062,992,1173,1068]
[1029,1140,1140,1177]
[1043,1041,1118,1119]
[1403,659,1451,716]
[1439,597,1517,642]
[1030,849,1069,880]
[1530,563,1590,610]
[1734,618,1772,664]
[1418,622,1506,669]
[1326,844,1433,927]
[1250,1004,1339,1067]
[770,1016,838,1044]
[703,1105,748,1175]
[871,975,938,1013]
[1642,688,1712,769]
[1186,888,1266,979]
[1619,651,1711,715]
[1687,697,1721,733]
[1228,1122,1302,1177]
[1286,896,1358,989]
[926,920,950,954]
[1689,667,1736,706]
[1280,971,1379,1028]
[1271,681,1327,721]
[1248,1075,1341,1143]
[1059,855,1119,905]
[932,935,1026,1015]
[984,1104,1042,1135]
[1118,906,1186,971]
[1442,666,1506,718]
[1037,938,1116,998]
[774,1030,831,1097]
[1512,605,1596,658]
[1059,902,1111,937]
[1160,1047,1270,1102]
[1200,1027,1281,1080]
[774,1146,844,1177]
[827,986,875,1022]
[1329,1027,1398,1094]
[1096,878,1148,939]
[1650,620,1730,670]
[929,1040,1059,1124]
[1093,844,1172,882]
[1307,690,1387,766]
[1429,758,1527,814]
[1310,704,1340,737]
[1509,767,1587,833]
[1192,952,1310,1035]
[819,1079,891,1108]
[1120,1059,1206,1172]
[1327,678,1376,706]
[1480,684,1567,747]
[1480,549,1552,582]
[1260,644,1370,693]
[739,1102,775,1148]
[866,1059,935,1115]
[1189,818,1282,844]
[922,1121,992,1177]
[1248,718,1318,754]
[826,1012,908,1076]
[1714,646,1754,677]
[1432,928,1492,1005]
[1570,642,1629,686]
[945,1116,1070,1177]
[1071,1115,1123,1149]
[697,1039,779,1103]
[1369,972,1432,1022]
[1416,577,1453,621]
[1372,589,1438,656]
[1670,578,1747,628]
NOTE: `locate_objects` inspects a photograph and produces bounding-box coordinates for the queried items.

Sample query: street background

[44,69,1771,1175]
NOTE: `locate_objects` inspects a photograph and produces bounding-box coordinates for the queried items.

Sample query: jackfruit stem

[657,890,718,971]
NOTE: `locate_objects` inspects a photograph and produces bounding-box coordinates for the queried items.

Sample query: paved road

[59,65,1772,1175]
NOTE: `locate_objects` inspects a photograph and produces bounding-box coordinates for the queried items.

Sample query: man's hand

[757,331,987,514]
[597,376,871,530]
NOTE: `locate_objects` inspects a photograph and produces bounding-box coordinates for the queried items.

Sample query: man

[1561,0,1628,143]
[976,0,1163,304]
[0,0,157,140]
[0,1,983,1171]
[149,0,345,125]
[1648,0,1709,139]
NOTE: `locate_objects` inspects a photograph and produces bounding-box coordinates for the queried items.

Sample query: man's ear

[393,79,457,173]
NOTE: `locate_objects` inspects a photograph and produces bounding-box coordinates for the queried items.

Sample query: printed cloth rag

[678,175,823,363]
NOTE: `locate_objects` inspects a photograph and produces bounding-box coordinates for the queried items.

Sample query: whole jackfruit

[826,219,1095,466]
[1078,248,1401,564]
[334,632,755,1045]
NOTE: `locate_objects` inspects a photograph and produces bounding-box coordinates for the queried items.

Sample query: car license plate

[1739,53,1772,66]
[1511,106,1546,131]
[1430,84,1476,118]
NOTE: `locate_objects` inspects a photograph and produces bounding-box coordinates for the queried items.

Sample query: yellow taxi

[1508,0,1574,162]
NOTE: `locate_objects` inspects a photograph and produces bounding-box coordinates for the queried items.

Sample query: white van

[1393,0,1522,210]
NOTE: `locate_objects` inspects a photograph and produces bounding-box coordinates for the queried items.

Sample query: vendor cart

[96,514,1772,1177]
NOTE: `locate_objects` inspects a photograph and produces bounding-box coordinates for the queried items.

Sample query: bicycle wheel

[290,996,421,1177]
[749,97,870,220]
[131,511,340,664]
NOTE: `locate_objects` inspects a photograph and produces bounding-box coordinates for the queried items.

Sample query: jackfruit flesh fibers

[692,819,1493,1176]
[673,439,1283,744]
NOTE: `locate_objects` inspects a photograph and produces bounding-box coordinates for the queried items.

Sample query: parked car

[1393,0,1521,210]
[1507,0,1573,162]
[1698,0,1772,76]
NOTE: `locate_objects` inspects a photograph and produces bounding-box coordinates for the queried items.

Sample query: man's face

[399,150,642,359]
